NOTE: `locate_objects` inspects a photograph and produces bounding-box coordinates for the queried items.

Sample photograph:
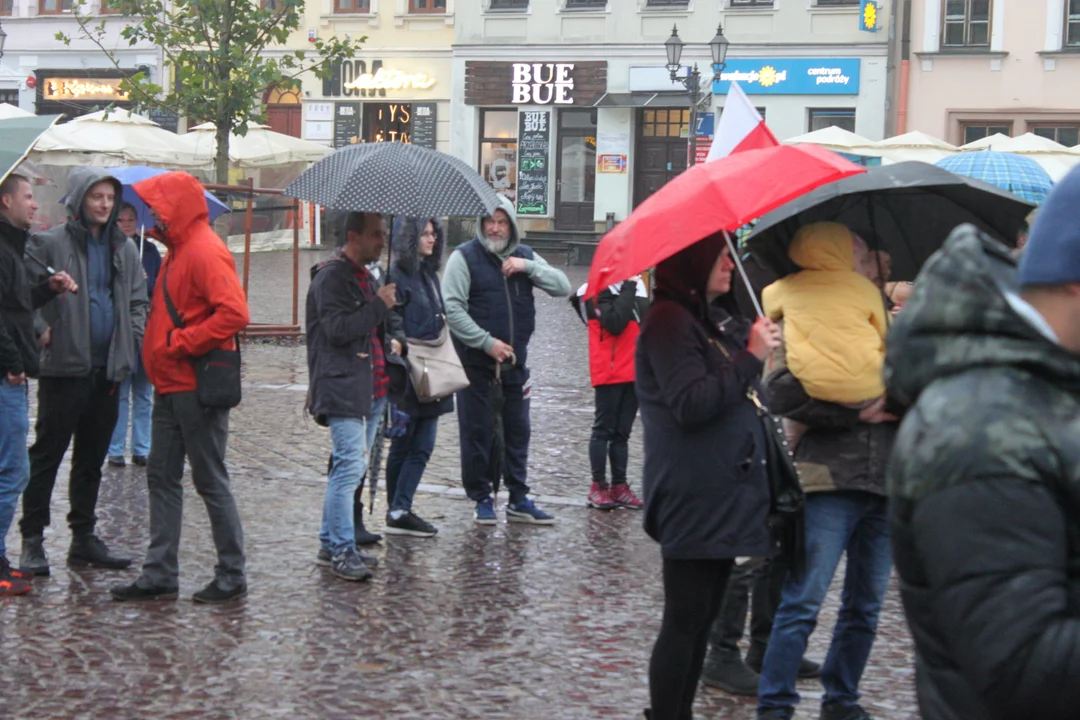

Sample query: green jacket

[885,226,1080,720]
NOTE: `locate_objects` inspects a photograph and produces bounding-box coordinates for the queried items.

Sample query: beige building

[895,0,1080,146]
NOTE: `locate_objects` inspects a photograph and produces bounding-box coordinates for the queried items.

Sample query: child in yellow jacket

[762,222,888,432]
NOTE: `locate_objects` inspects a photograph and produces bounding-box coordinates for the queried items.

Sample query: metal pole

[292,198,300,327]
[242,179,253,300]
[688,65,699,167]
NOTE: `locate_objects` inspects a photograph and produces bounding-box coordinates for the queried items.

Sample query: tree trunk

[214,120,231,185]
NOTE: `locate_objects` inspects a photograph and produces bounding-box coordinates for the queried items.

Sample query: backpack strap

[161,262,185,330]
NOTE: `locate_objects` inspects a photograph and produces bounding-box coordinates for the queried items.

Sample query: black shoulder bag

[161,264,242,409]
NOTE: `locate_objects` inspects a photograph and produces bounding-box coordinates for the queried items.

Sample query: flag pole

[724,230,764,319]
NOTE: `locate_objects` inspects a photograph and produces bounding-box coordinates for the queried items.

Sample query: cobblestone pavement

[0,252,919,720]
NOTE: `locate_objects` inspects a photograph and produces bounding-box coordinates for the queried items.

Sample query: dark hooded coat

[386,217,453,419]
[635,233,772,560]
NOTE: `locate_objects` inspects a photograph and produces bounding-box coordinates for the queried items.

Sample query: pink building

[893,0,1080,146]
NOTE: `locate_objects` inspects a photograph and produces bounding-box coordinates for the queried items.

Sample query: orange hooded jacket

[133,172,250,395]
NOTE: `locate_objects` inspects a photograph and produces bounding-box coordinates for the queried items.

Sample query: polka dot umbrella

[284,142,502,218]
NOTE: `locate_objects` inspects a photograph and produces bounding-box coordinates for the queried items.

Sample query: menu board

[411,102,437,149]
[148,108,179,133]
[333,102,361,149]
[516,110,550,216]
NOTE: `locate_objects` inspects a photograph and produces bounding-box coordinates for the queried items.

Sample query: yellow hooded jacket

[761,222,888,404]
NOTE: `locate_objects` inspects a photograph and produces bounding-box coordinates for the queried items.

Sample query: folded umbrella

[586,144,865,298]
[746,161,1036,280]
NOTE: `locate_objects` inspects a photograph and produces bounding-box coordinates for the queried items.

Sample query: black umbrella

[746,161,1036,280]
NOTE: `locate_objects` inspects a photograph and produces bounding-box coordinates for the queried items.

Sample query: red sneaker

[0,578,31,596]
[0,556,30,581]
[587,483,618,510]
[611,483,644,509]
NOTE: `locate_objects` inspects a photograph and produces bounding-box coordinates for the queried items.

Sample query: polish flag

[705,81,779,162]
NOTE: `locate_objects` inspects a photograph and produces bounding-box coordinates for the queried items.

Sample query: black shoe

[798,657,823,679]
[316,546,379,568]
[19,536,49,576]
[68,534,132,570]
[131,455,148,467]
[745,646,821,679]
[107,455,126,467]
[820,703,873,720]
[111,582,180,601]
[384,511,438,538]
[192,581,248,604]
[758,710,794,720]
[701,657,760,696]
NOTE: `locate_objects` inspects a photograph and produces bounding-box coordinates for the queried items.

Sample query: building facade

[451,0,889,234]
[895,0,1080,146]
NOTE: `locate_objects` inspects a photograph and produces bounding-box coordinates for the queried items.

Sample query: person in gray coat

[19,167,148,575]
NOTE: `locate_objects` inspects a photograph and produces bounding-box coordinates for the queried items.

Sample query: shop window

[808,108,855,133]
[942,0,991,48]
[334,0,369,13]
[640,108,691,139]
[565,0,606,9]
[38,0,73,13]
[1031,124,1080,147]
[961,122,1011,144]
[365,103,412,143]
[410,0,445,11]
[489,0,528,8]
[480,109,518,204]
[1067,0,1080,47]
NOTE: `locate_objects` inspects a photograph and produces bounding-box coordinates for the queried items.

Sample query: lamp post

[665,23,729,166]
[0,22,7,63]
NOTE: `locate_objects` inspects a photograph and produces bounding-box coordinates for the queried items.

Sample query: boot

[20,536,50,577]
[353,501,383,546]
[68,534,132,570]
[701,655,760,696]
[745,645,822,679]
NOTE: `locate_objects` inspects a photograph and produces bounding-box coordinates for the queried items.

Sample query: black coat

[0,219,55,378]
[305,253,389,421]
[636,233,772,560]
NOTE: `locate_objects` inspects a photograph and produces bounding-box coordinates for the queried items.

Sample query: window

[410,0,445,11]
[647,0,690,7]
[489,0,528,8]
[815,0,859,5]
[942,0,991,48]
[809,108,855,133]
[480,110,519,204]
[565,0,605,8]
[961,122,1011,144]
[333,0,369,12]
[640,108,691,138]
[1031,124,1080,147]
[1067,0,1080,47]
[38,0,73,13]
[0,90,18,104]
[100,0,124,13]
[1,0,12,15]
[730,0,773,6]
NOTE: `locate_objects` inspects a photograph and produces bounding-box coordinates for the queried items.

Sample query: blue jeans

[758,491,892,714]
[109,361,153,457]
[0,378,30,559]
[385,416,438,512]
[319,396,385,554]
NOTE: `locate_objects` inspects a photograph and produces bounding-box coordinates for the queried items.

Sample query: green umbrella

[0,114,62,186]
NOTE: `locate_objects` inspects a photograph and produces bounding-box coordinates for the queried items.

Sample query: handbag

[405,321,470,403]
[161,264,242,409]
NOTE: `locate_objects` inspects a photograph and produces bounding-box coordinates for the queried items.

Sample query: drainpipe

[897,0,912,134]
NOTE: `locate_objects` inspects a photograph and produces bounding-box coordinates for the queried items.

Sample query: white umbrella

[783,126,884,157]
[179,122,332,168]
[31,109,204,168]
[0,103,33,119]
[961,132,1080,180]
[875,131,958,164]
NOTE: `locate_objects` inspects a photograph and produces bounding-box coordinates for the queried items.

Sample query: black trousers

[21,370,119,539]
[709,556,788,661]
[649,557,734,720]
[588,382,638,487]
[456,365,531,503]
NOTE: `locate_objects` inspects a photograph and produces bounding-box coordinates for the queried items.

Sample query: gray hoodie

[29,167,148,382]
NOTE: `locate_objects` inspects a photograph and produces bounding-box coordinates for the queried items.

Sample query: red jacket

[133,172,249,395]
[580,279,649,387]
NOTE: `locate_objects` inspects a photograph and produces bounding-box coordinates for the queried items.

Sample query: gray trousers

[138,391,246,591]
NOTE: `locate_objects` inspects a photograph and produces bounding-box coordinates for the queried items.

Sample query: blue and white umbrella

[936,150,1054,205]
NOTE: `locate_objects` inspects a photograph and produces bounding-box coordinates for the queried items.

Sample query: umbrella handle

[724,231,765,319]
[495,351,517,382]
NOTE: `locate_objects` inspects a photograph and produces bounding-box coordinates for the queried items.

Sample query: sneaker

[610,483,644,509]
[385,511,438,538]
[820,703,873,720]
[701,657,759,696]
[745,646,821,679]
[506,498,556,525]
[68,534,132,570]
[131,455,148,467]
[19,536,49,577]
[0,576,32,596]
[107,455,126,467]
[587,483,618,510]
[192,581,248,604]
[0,555,31,581]
[330,547,373,582]
[474,497,497,525]
[316,546,379,568]
[110,581,180,602]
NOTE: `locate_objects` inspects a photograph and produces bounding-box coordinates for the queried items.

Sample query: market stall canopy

[0,103,33,119]
[179,122,332,168]
[874,131,958,164]
[962,132,1080,181]
[783,126,884,157]
[31,109,204,168]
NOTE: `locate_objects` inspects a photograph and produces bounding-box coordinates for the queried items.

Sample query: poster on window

[482,143,518,205]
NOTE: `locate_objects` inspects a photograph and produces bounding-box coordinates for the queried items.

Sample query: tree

[60,0,361,183]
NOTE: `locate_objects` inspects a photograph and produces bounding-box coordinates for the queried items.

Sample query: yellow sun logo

[759,66,779,88]
[863,1,878,30]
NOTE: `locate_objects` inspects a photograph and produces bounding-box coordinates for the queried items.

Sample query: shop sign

[712,59,861,95]
[596,132,629,175]
[860,0,881,32]
[512,64,575,105]
[345,68,436,93]
[323,60,437,98]
[465,61,607,107]
[42,77,129,102]
[516,110,550,215]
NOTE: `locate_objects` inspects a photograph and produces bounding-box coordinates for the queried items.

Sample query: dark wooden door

[633,108,690,208]
[555,110,597,231]
[267,105,302,138]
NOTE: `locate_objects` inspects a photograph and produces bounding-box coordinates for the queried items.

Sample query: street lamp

[665,23,730,166]
[0,22,7,62]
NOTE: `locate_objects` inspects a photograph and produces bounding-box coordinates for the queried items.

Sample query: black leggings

[649,558,735,720]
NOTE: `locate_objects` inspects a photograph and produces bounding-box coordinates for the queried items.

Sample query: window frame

[728,0,774,7]
[408,0,446,12]
[960,121,1012,145]
[332,0,370,14]
[1030,123,1080,147]
[564,0,606,9]
[814,0,859,6]
[37,0,74,14]
[0,0,12,14]
[1066,0,1080,48]
[645,0,691,8]
[941,0,992,49]
[808,108,857,133]
[488,0,528,9]
[478,108,520,203]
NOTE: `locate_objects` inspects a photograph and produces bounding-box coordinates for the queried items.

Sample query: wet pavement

[0,251,919,719]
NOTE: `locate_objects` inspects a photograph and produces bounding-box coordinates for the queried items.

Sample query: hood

[788,221,855,272]
[64,166,123,231]
[475,195,521,259]
[392,216,445,275]
[885,224,1080,409]
[654,231,740,320]
[132,172,210,249]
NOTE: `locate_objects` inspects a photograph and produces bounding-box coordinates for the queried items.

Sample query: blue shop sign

[712,58,861,95]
